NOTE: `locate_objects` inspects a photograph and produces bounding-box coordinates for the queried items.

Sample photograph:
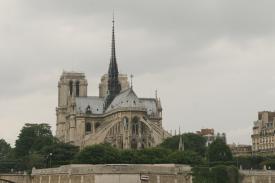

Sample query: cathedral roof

[105,88,145,113]
[75,89,160,117]
[139,98,158,116]
[75,96,105,114]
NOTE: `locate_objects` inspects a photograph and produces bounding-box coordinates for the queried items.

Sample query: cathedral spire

[105,15,121,109]
[108,14,118,76]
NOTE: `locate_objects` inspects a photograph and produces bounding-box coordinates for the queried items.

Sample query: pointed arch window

[85,122,92,133]
[76,81,80,97]
[132,117,139,135]
[69,80,73,96]
[123,117,129,130]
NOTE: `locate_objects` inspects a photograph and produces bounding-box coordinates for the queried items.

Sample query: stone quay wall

[241,170,275,183]
[31,164,192,183]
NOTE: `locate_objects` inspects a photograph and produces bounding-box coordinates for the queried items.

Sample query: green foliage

[235,155,265,170]
[137,147,171,164]
[159,133,207,156]
[74,144,119,164]
[15,123,54,157]
[192,166,213,183]
[24,153,45,169]
[74,144,203,165]
[41,142,79,167]
[0,139,11,160]
[168,150,203,165]
[208,138,233,162]
[119,150,139,164]
[260,159,275,170]
[1,123,79,171]
[212,165,239,183]
[192,165,240,183]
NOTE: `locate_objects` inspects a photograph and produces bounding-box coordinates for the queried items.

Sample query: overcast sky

[0,0,275,146]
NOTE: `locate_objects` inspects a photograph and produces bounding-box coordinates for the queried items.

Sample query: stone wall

[31,164,192,183]
[241,170,275,183]
[0,174,31,183]
[3,166,275,183]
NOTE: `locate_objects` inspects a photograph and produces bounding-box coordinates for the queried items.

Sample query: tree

[41,142,79,167]
[119,150,139,164]
[74,144,120,164]
[192,165,239,183]
[235,155,265,170]
[15,123,54,157]
[137,147,171,164]
[211,165,239,183]
[208,138,233,162]
[0,139,11,160]
[159,133,207,156]
[168,150,203,165]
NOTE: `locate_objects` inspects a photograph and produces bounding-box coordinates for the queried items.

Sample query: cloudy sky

[0,0,274,146]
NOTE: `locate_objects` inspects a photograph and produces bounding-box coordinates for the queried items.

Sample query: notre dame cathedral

[56,19,170,149]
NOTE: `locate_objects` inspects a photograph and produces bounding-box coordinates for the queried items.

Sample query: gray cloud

[0,0,275,145]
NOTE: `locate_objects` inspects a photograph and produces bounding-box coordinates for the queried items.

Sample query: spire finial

[130,74,134,88]
[112,10,115,27]
[155,89,158,99]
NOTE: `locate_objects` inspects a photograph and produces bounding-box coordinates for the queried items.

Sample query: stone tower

[99,74,129,98]
[56,71,88,142]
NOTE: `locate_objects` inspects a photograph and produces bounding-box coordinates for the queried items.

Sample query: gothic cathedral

[56,19,170,149]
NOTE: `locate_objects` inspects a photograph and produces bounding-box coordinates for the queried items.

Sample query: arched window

[123,117,129,130]
[132,117,139,135]
[76,81,80,97]
[85,122,92,133]
[69,80,73,96]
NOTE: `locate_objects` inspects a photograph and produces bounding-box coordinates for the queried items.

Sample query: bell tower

[56,71,88,142]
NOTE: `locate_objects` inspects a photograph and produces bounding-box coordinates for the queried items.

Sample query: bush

[260,159,275,170]
[136,147,171,164]
[119,150,139,164]
[168,150,203,165]
[192,165,240,183]
[41,142,79,167]
[159,133,207,156]
[208,139,233,162]
[74,144,120,164]
[235,156,265,170]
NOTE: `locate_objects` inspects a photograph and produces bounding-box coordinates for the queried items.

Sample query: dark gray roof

[75,96,104,114]
[105,88,145,113]
[75,89,159,116]
[140,98,158,116]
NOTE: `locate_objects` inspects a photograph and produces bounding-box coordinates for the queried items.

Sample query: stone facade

[252,111,275,154]
[99,74,129,98]
[229,144,252,156]
[55,20,170,149]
